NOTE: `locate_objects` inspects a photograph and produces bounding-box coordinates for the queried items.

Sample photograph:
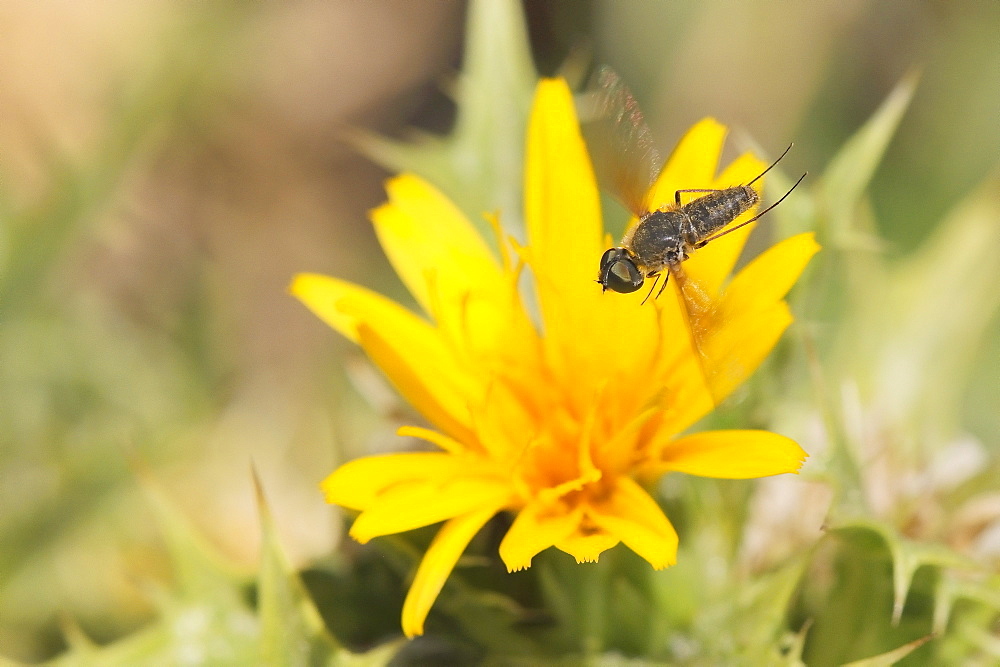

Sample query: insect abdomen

[683,186,758,240]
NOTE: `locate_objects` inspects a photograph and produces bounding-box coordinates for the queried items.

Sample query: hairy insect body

[681,186,759,243]
[589,66,807,402]
[626,185,759,274]
[627,210,687,269]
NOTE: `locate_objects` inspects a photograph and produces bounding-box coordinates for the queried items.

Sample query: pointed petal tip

[288,272,318,298]
[383,171,418,194]
[536,76,568,93]
[798,231,822,255]
[655,430,809,479]
[318,471,348,507]
[367,200,392,221]
[318,465,372,511]
[694,116,724,130]
[347,526,372,545]
[318,479,335,504]
[402,620,423,639]
[399,508,500,642]
[650,557,677,571]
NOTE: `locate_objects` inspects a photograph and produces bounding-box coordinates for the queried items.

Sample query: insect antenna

[748,143,794,187]
[698,171,808,246]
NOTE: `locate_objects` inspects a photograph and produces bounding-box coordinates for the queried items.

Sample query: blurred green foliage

[1,0,998,664]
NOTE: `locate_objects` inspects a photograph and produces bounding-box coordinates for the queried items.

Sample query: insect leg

[695,172,808,247]
[674,188,720,207]
[655,270,671,299]
[640,273,660,306]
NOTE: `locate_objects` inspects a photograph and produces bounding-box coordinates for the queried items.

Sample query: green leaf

[870,173,1000,445]
[253,471,342,665]
[819,70,919,239]
[933,573,1000,635]
[139,466,248,605]
[840,634,934,667]
[829,518,975,626]
[49,470,261,665]
[49,472,408,666]
[734,556,812,653]
[350,0,537,241]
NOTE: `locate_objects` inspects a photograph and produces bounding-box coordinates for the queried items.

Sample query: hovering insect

[597,144,806,300]
[586,67,807,402]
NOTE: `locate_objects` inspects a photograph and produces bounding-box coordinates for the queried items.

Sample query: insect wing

[581,67,661,217]
[667,263,742,406]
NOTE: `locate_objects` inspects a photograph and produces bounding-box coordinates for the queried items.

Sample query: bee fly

[597,145,807,303]
[584,66,807,402]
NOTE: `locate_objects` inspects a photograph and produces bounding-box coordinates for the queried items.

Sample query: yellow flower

[291,78,818,638]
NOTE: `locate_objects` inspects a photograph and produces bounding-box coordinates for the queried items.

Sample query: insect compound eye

[607,259,644,293]
[599,248,618,274]
[598,247,644,293]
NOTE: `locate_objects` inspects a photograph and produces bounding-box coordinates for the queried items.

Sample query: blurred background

[1,0,997,661]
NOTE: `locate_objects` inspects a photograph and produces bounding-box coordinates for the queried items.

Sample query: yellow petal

[555,530,620,564]
[713,149,769,190]
[499,500,583,572]
[357,322,477,443]
[697,301,794,400]
[290,272,425,345]
[397,425,467,455]
[372,174,503,316]
[320,452,465,510]
[349,475,511,542]
[401,506,502,638]
[372,174,530,361]
[589,477,678,569]
[292,274,479,439]
[723,232,820,313]
[645,360,716,441]
[525,78,603,290]
[471,379,544,460]
[524,79,609,379]
[645,117,727,216]
[681,152,768,295]
[653,429,807,479]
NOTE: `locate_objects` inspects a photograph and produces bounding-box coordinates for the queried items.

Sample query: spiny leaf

[350,0,537,240]
[874,172,1000,442]
[829,518,977,625]
[253,470,342,665]
[819,70,919,238]
[780,620,811,667]
[933,573,1000,635]
[138,464,248,606]
[51,468,260,665]
[56,614,99,653]
[841,633,934,667]
[49,602,260,666]
[737,555,811,642]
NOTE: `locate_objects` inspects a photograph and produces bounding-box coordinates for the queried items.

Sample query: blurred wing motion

[584,67,739,406]
[667,264,742,405]
[581,66,661,217]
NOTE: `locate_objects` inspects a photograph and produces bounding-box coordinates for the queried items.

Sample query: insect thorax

[627,209,687,270]
[625,186,759,272]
